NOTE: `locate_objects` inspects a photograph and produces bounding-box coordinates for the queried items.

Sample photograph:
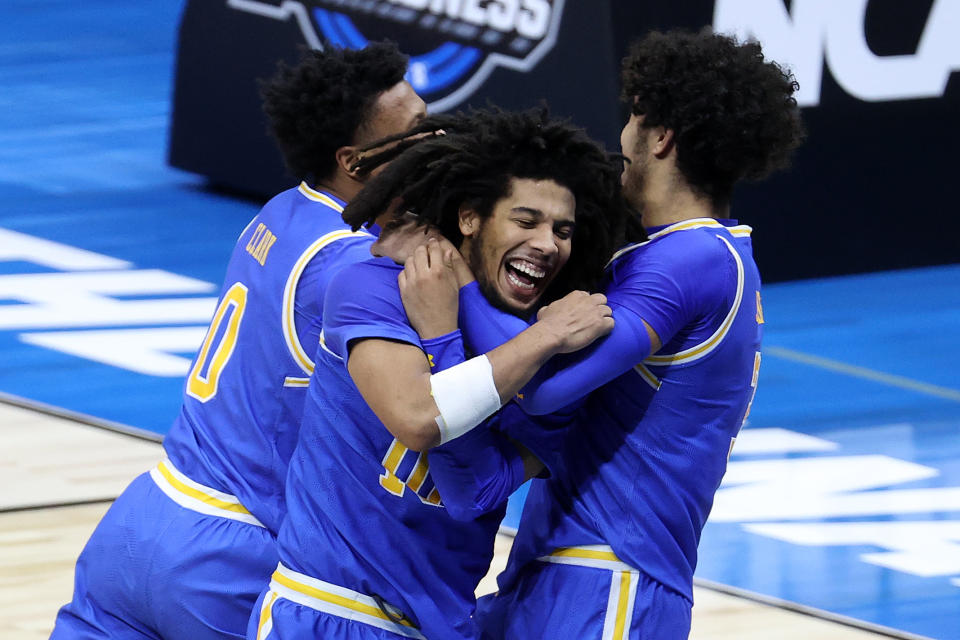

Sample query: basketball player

[247,108,631,640]
[51,43,426,640]
[401,30,805,639]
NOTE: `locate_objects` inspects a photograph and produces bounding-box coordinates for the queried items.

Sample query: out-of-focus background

[1,2,957,639]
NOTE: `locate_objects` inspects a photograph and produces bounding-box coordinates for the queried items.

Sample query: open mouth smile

[505,258,549,293]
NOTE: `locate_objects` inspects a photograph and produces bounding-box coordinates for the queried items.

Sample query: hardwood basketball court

[2,402,903,639]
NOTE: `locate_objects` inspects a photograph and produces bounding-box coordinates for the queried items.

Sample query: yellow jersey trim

[538,545,637,572]
[318,329,343,361]
[268,563,425,639]
[538,546,639,638]
[149,459,264,527]
[644,234,745,366]
[272,572,397,623]
[255,591,278,640]
[632,363,661,390]
[297,182,345,211]
[605,570,638,640]
[606,218,752,267]
[537,547,641,639]
[282,229,372,376]
[156,460,251,515]
[552,546,620,562]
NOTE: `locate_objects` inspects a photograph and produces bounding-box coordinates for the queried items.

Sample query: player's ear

[336,145,363,179]
[652,127,675,158]
[458,205,480,238]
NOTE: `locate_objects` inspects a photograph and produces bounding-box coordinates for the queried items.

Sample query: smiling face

[459,177,576,317]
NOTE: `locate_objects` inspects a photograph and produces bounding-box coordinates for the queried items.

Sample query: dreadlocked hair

[343,107,634,297]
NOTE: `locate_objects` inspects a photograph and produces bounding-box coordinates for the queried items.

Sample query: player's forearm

[348,339,449,452]
[367,370,446,451]
[484,321,564,404]
[427,427,527,521]
[519,308,654,415]
[395,322,577,449]
[416,324,563,449]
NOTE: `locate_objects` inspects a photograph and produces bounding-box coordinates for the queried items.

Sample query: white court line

[765,346,960,403]
[693,577,935,640]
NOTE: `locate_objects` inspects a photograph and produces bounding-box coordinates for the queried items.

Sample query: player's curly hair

[260,42,408,183]
[343,107,639,297]
[622,29,805,205]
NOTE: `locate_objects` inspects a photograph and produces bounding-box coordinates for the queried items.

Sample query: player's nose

[526,224,559,257]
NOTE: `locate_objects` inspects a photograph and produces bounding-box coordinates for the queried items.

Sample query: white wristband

[430,355,502,444]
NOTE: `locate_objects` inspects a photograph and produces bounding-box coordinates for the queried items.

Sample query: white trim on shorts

[538,545,639,640]
[149,458,265,527]
[257,562,426,639]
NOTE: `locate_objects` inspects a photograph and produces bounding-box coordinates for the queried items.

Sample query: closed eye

[554,224,574,240]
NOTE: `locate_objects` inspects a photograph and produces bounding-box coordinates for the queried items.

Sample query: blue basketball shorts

[248,562,425,640]
[476,545,691,640]
[51,460,279,640]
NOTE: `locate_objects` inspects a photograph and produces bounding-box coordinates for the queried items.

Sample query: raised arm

[460,230,748,417]
[344,240,612,452]
[459,278,661,415]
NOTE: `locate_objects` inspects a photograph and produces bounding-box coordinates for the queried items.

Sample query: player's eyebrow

[512,207,575,226]
[511,207,543,217]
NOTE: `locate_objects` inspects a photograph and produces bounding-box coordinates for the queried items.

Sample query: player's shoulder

[654,220,736,247]
[612,228,720,273]
[657,222,753,276]
[260,183,350,222]
[336,255,402,276]
[323,256,414,350]
[259,184,305,211]
[328,256,402,294]
[291,182,348,211]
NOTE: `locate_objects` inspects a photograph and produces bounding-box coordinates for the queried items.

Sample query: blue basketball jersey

[277,257,503,640]
[163,183,374,534]
[500,218,764,601]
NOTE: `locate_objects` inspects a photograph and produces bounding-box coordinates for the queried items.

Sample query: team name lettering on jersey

[246,223,278,266]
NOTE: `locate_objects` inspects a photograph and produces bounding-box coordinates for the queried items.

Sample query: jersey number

[187,282,248,402]
[379,438,443,506]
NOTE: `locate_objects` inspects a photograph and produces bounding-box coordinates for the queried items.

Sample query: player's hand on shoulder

[399,237,460,340]
[447,243,475,287]
[371,212,433,264]
[535,291,614,353]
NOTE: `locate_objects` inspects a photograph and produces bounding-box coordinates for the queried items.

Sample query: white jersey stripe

[644,234,745,366]
[268,563,426,639]
[281,229,371,376]
[606,219,753,267]
[149,459,265,527]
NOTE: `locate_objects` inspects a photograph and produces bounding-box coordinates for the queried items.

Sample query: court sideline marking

[765,345,960,403]
[693,578,932,640]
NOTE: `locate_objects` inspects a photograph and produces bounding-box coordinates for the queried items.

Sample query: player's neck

[640,177,720,228]
[314,171,362,203]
